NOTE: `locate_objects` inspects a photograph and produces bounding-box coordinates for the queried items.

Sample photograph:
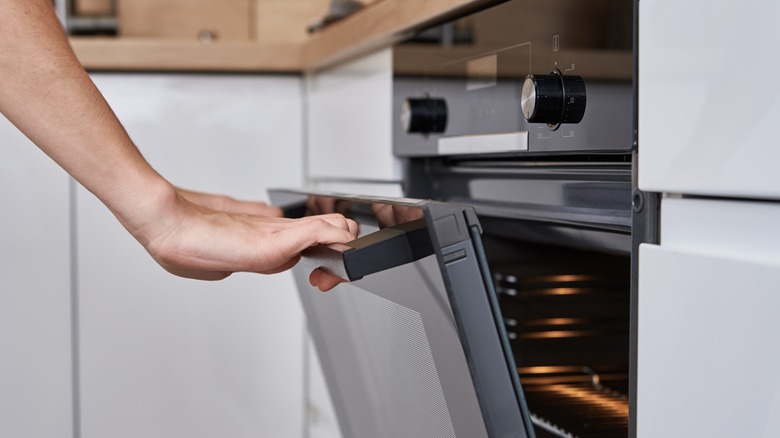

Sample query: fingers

[340,216,359,236]
[371,203,424,228]
[251,214,357,278]
[309,268,346,292]
[372,203,396,227]
[292,214,358,245]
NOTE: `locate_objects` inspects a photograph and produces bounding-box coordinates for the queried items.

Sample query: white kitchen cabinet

[638,1,780,435]
[77,74,305,438]
[305,49,400,185]
[637,198,780,437]
[638,0,780,200]
[0,117,74,436]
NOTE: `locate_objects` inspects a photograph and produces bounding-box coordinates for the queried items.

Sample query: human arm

[0,0,356,288]
[175,187,283,217]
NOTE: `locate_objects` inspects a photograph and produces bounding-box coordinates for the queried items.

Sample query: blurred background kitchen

[3,1,780,438]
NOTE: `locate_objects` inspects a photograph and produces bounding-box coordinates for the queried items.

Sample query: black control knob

[401,97,448,135]
[521,73,586,127]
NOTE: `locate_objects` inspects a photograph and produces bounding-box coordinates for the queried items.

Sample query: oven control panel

[392,0,634,157]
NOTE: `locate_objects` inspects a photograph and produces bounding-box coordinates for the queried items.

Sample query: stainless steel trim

[438,132,529,155]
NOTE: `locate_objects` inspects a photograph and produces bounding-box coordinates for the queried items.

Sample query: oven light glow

[543,385,628,417]
[522,318,585,326]
[520,330,597,339]
[535,287,587,296]
[518,366,586,374]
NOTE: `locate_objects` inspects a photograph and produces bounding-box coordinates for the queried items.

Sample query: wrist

[106,173,182,248]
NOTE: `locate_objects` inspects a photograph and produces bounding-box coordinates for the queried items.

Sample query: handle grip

[302,218,433,281]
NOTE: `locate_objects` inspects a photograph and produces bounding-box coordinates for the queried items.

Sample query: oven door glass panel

[269,190,535,438]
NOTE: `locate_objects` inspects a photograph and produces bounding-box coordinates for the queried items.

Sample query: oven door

[269,189,535,438]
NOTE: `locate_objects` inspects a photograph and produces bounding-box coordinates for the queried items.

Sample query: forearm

[0,0,358,286]
[0,0,175,242]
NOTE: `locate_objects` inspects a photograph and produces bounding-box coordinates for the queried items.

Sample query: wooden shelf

[70,0,498,73]
[71,37,302,72]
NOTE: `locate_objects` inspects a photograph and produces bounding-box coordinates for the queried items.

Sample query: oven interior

[482,228,630,438]
[403,153,635,437]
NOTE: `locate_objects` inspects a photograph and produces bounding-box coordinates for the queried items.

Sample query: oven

[277,0,644,437]
[271,159,637,438]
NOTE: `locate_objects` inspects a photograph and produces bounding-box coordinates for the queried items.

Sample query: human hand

[305,200,426,293]
[132,188,358,283]
[175,187,283,217]
[306,196,359,292]
[302,195,357,292]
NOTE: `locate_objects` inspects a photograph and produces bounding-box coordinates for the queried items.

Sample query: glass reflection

[299,194,426,236]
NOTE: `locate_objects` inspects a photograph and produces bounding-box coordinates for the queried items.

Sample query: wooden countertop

[71,0,499,73]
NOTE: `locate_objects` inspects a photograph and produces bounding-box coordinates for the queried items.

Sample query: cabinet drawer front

[118,0,251,41]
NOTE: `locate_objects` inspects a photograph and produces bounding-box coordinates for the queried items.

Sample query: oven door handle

[301,218,434,281]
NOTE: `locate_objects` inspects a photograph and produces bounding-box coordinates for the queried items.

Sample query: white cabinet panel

[659,197,780,264]
[79,74,304,438]
[638,245,780,438]
[638,198,780,437]
[306,49,400,182]
[0,117,73,436]
[638,0,780,199]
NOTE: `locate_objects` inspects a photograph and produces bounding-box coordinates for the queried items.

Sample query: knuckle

[214,195,233,211]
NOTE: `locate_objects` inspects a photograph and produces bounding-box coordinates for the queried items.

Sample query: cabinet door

[306,49,400,183]
[78,74,304,438]
[638,0,780,199]
[638,198,780,437]
[0,117,73,437]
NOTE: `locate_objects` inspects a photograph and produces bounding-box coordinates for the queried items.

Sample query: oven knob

[521,73,586,127]
[402,97,448,135]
